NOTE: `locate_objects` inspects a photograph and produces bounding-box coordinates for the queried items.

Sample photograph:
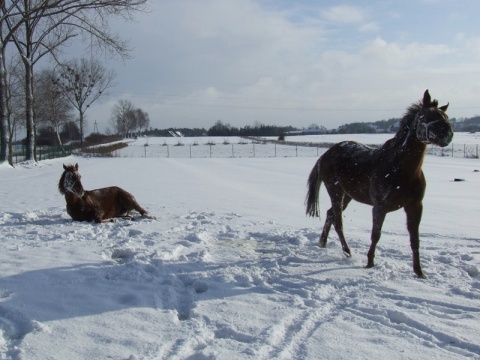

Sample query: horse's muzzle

[435,131,453,148]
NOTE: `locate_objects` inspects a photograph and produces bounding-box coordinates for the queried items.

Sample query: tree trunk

[79,109,84,146]
[24,60,35,161]
[0,49,8,163]
[7,122,14,165]
[55,125,65,154]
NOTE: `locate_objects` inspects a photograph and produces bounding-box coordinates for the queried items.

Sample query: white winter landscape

[0,134,479,359]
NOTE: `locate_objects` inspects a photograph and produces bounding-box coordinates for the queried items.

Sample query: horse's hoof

[415,272,427,279]
[365,263,374,269]
[343,248,351,257]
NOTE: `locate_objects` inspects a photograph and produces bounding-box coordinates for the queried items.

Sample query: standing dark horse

[59,163,148,223]
[306,90,453,278]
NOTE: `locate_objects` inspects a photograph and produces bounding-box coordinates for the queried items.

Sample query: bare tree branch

[1,0,147,161]
[54,57,116,144]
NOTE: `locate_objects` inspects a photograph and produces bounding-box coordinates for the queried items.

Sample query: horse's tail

[305,158,322,217]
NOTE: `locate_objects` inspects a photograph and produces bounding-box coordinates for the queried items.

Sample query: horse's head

[59,163,85,197]
[414,90,453,147]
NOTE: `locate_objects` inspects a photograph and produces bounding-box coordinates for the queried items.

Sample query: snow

[111,133,480,160]
[1,137,479,359]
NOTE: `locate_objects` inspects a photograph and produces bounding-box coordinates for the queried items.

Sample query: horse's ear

[422,89,431,107]
[75,163,79,170]
[439,103,449,112]
[63,164,67,170]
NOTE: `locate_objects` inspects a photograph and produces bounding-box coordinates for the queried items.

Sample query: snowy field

[110,132,480,159]
[112,136,322,159]
[0,139,479,359]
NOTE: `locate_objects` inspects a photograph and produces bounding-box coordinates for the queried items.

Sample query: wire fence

[10,140,477,162]
[12,144,73,164]
[427,143,479,159]
[110,140,479,159]
[111,142,324,159]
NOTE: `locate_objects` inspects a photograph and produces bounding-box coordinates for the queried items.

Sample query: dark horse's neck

[381,102,427,173]
[64,191,84,203]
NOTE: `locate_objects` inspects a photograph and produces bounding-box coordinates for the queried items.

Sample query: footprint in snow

[0,305,35,342]
[111,248,136,263]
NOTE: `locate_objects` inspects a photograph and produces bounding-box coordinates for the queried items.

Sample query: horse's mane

[58,170,67,195]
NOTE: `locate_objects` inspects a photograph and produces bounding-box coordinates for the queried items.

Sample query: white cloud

[85,1,480,132]
[322,5,366,24]
[359,22,379,33]
[361,38,453,67]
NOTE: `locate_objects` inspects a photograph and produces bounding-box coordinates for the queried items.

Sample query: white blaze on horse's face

[64,171,84,197]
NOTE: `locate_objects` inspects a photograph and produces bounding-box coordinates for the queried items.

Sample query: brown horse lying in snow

[59,163,148,223]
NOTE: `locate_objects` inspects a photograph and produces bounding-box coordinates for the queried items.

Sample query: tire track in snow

[339,280,480,359]
[244,229,364,360]
[254,305,333,360]
[241,226,480,359]
[344,306,480,358]
[2,206,478,359]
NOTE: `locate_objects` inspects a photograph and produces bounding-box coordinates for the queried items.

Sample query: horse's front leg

[366,206,387,268]
[405,202,425,278]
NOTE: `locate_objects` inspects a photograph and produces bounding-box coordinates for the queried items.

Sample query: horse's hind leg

[319,208,334,248]
[320,195,352,249]
[132,201,147,216]
[325,189,352,257]
[121,191,147,216]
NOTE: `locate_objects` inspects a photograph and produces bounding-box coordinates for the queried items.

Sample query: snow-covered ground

[112,136,322,159]
[0,138,479,359]
[110,132,480,159]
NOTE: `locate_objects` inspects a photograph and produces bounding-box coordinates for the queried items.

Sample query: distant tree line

[450,116,480,132]
[140,121,295,138]
[336,116,480,134]
[144,128,207,137]
[116,115,480,141]
[206,120,297,137]
[336,118,400,134]
[20,110,480,150]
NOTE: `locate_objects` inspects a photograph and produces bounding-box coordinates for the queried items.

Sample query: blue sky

[82,0,480,132]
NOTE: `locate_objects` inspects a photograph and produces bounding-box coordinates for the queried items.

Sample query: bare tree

[1,0,27,163]
[4,54,25,164]
[5,1,78,161]
[134,108,150,136]
[54,58,115,145]
[34,68,73,151]
[110,99,136,138]
[110,100,150,137]
[1,0,147,162]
